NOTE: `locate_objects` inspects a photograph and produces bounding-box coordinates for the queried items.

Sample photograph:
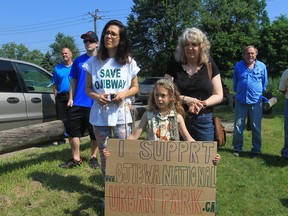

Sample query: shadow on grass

[29,171,105,215]
[218,148,288,167]
[0,142,91,175]
[0,139,106,215]
[280,198,288,208]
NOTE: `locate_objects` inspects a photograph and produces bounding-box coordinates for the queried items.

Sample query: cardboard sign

[105,139,217,216]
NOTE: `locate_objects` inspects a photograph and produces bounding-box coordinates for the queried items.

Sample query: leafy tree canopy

[40,52,55,73]
[49,33,80,65]
[259,15,288,77]
[128,0,202,77]
[127,0,287,78]
[0,33,80,72]
[0,42,44,65]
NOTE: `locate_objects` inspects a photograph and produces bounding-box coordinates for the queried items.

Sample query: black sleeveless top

[165,60,220,111]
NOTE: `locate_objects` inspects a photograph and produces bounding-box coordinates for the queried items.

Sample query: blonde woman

[164,27,223,141]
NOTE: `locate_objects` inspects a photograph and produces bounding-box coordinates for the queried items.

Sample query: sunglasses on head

[83,39,96,44]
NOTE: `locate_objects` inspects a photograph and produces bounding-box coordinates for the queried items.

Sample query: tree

[0,42,44,65]
[22,50,44,66]
[0,33,80,70]
[40,52,54,73]
[0,42,29,60]
[127,0,273,78]
[260,15,288,77]
[49,33,80,66]
[127,0,202,77]
[200,0,269,77]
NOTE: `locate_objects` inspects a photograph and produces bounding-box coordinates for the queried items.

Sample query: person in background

[83,20,140,175]
[104,79,220,165]
[59,31,99,169]
[278,68,288,161]
[52,47,73,144]
[232,45,268,157]
[164,27,223,141]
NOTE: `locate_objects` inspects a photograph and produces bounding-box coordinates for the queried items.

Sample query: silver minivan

[138,77,162,105]
[0,57,56,131]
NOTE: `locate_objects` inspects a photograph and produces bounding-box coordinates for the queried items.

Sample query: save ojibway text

[105,139,217,216]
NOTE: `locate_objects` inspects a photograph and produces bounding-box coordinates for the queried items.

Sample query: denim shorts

[185,112,214,141]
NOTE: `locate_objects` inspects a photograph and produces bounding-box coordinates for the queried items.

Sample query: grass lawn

[0,94,288,215]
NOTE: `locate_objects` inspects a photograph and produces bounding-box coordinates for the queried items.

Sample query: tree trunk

[0,120,64,154]
[0,107,146,154]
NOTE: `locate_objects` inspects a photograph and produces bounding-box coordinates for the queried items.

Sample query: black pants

[55,93,69,134]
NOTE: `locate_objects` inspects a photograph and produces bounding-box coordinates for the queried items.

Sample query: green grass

[0,94,287,215]
[0,141,105,216]
[216,93,288,216]
[222,77,280,96]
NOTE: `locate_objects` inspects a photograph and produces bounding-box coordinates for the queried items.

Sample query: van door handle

[7,97,20,104]
[31,97,42,103]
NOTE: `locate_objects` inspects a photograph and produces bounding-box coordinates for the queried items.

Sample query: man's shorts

[66,106,96,140]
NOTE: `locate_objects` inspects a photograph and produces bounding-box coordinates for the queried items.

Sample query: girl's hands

[212,154,221,166]
[103,148,110,159]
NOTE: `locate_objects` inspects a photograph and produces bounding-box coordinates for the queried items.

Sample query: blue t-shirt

[233,60,268,104]
[69,54,93,108]
[52,63,71,93]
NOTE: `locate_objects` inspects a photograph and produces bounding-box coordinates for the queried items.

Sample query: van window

[0,60,21,92]
[16,63,53,93]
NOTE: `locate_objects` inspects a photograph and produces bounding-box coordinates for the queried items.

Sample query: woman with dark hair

[83,20,140,175]
[97,19,130,64]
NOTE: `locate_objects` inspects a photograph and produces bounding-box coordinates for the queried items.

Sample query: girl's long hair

[147,79,185,117]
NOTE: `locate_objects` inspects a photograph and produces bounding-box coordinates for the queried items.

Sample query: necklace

[158,110,169,118]
[183,64,201,78]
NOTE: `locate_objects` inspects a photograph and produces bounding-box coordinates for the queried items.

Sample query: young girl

[104,79,220,164]
[128,78,195,141]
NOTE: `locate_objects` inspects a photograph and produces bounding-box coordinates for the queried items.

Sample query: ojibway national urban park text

[105,139,218,216]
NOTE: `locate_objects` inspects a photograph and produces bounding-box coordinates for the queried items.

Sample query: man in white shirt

[278,68,288,161]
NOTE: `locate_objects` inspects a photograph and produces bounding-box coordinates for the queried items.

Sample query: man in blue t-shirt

[59,31,99,169]
[232,45,268,158]
[52,47,73,144]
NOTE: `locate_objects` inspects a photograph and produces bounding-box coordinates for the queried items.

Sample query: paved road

[132,101,145,109]
[131,102,146,120]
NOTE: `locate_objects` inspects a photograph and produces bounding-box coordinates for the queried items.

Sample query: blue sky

[0,0,287,54]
